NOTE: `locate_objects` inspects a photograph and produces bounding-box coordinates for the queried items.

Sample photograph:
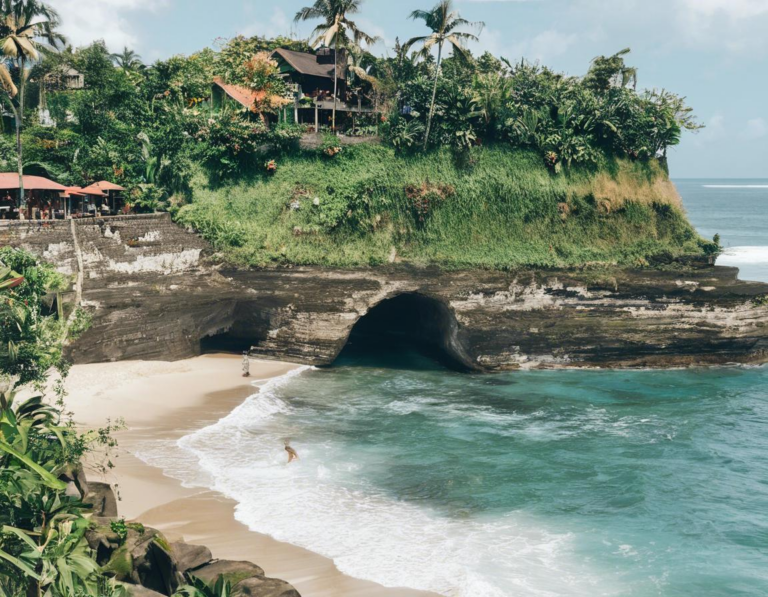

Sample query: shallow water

[138,180,768,596]
[139,357,768,596]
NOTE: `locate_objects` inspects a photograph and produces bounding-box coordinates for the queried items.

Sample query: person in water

[284,442,299,463]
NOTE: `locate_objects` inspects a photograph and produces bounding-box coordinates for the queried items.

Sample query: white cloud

[681,0,768,19]
[48,0,165,51]
[694,113,727,146]
[571,0,768,54]
[242,7,295,39]
[472,28,577,63]
[527,30,578,60]
[743,118,768,139]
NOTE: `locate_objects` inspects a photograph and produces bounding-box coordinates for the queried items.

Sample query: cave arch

[336,293,475,371]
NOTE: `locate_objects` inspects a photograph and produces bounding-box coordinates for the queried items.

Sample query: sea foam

[137,367,616,597]
[702,185,768,189]
[717,246,768,264]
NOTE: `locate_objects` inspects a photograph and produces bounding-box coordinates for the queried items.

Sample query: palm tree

[294,0,378,131]
[404,0,483,149]
[0,0,64,208]
[584,48,638,93]
[110,46,143,71]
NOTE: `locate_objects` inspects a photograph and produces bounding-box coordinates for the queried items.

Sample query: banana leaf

[0,440,67,490]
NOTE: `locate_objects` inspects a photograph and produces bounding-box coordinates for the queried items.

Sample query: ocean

[139,180,768,596]
[677,178,768,282]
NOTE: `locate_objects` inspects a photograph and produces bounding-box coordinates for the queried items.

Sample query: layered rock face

[2,215,767,370]
[226,266,768,370]
[1,215,238,362]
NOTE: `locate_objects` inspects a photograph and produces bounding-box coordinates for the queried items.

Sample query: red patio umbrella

[80,184,108,197]
[93,181,127,192]
[62,186,86,197]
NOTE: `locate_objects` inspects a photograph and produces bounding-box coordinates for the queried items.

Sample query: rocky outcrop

[232,576,301,597]
[1,215,239,362]
[3,215,767,370]
[192,560,265,585]
[224,265,768,370]
[170,541,213,573]
[85,481,119,517]
[77,479,301,597]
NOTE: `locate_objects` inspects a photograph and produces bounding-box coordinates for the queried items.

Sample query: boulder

[84,482,118,517]
[233,576,301,597]
[102,527,182,595]
[85,523,121,565]
[58,464,89,498]
[191,560,265,587]
[170,541,212,573]
[65,481,81,498]
[74,466,90,498]
[124,584,166,597]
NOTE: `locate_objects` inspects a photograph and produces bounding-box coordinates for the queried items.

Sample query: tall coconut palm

[294,0,378,131]
[0,0,64,208]
[110,46,143,71]
[404,0,483,149]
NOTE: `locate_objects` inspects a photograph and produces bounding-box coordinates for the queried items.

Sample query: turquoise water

[163,354,768,596]
[675,178,768,282]
[144,180,768,596]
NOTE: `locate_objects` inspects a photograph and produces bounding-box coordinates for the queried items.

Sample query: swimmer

[284,441,299,463]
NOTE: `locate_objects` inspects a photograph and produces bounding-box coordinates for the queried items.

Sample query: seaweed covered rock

[102,526,183,595]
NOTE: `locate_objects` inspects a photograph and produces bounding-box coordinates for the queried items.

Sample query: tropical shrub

[0,249,123,597]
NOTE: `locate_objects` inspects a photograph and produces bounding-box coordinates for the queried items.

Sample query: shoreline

[64,354,438,597]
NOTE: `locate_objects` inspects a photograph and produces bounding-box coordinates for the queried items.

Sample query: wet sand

[64,354,438,597]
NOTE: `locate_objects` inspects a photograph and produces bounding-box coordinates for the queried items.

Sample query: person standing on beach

[242,351,250,377]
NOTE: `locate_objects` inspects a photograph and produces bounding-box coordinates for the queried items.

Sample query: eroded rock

[84,482,118,518]
[4,215,767,370]
[102,527,182,595]
[170,541,213,573]
[233,576,301,597]
[124,584,166,597]
[191,560,265,587]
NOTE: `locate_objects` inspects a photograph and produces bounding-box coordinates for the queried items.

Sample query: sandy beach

[63,354,437,597]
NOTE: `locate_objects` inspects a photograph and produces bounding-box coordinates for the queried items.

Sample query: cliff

[2,214,766,370]
[176,146,716,270]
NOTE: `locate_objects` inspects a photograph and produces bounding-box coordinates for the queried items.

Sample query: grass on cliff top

[176,143,712,270]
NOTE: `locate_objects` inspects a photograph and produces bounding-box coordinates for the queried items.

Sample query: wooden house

[270,48,376,129]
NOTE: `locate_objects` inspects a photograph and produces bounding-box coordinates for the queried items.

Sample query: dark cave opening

[200,330,253,354]
[335,293,473,372]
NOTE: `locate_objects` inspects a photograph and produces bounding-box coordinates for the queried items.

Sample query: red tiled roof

[0,173,66,191]
[213,77,267,110]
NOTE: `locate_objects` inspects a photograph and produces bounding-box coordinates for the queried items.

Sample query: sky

[46,0,768,179]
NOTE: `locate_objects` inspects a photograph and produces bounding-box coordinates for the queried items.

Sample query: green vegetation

[0,247,127,597]
[3,0,711,270]
[0,246,244,596]
[177,143,710,269]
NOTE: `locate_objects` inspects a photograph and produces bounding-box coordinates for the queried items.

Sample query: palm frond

[0,65,16,97]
